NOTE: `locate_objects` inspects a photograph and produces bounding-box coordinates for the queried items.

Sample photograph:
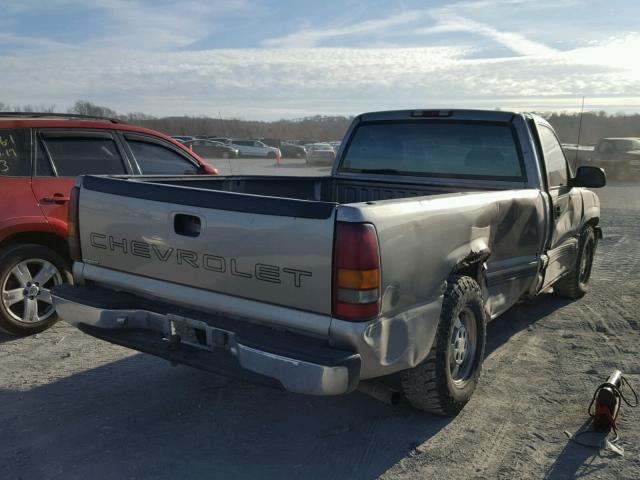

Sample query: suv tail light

[68,186,82,261]
[333,222,381,321]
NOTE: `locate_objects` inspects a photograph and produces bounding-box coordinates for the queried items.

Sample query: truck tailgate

[77,177,337,315]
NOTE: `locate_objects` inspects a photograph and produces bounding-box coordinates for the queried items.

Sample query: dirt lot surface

[1,177,638,480]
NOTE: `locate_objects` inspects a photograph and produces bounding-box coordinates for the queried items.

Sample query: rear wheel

[554,225,596,298]
[0,244,72,336]
[401,275,487,415]
[267,152,276,159]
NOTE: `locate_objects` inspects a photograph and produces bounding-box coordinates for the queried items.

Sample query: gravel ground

[0,177,638,480]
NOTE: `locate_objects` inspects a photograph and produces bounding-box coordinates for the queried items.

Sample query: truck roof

[358,109,523,123]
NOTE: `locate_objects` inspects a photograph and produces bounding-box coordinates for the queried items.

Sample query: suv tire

[0,244,72,336]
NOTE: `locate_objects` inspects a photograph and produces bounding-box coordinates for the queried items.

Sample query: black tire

[0,244,72,336]
[554,225,596,299]
[267,152,276,159]
[401,275,487,415]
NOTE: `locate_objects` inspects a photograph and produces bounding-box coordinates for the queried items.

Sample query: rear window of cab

[339,121,525,180]
[0,129,29,177]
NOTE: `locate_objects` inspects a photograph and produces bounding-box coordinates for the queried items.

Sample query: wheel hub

[2,258,62,324]
[24,283,40,299]
[453,324,468,365]
[449,308,478,385]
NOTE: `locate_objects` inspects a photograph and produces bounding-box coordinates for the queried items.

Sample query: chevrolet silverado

[51,109,606,415]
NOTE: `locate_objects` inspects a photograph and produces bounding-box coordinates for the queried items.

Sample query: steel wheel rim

[579,239,594,284]
[1,259,62,324]
[449,307,478,386]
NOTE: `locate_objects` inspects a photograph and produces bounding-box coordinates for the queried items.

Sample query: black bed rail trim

[81,175,338,220]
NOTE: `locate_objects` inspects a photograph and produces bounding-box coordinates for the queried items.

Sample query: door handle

[174,214,201,237]
[41,193,70,205]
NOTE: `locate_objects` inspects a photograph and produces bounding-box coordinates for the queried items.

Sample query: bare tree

[68,100,118,118]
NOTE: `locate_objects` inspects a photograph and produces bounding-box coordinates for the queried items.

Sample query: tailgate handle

[174,214,201,237]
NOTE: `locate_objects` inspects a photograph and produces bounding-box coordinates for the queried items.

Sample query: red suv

[0,113,218,336]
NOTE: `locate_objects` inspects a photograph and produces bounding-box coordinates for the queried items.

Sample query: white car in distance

[226,139,281,159]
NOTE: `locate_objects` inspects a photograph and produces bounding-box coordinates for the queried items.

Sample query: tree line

[2,100,639,145]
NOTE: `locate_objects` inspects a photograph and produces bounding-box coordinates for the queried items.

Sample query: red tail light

[67,186,82,261]
[333,222,381,321]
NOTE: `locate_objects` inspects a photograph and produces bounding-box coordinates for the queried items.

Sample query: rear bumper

[51,285,360,396]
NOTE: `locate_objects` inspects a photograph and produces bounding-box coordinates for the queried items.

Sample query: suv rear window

[0,129,29,177]
[339,121,524,180]
[43,137,126,176]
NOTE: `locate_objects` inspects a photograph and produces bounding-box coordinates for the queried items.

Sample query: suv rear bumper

[51,285,360,396]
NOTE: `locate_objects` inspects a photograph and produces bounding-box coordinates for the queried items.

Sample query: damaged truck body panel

[52,109,605,412]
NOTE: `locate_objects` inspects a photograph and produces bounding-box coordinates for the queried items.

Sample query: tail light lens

[67,186,82,261]
[333,222,381,321]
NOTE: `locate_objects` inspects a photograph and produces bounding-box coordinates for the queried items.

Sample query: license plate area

[167,315,231,351]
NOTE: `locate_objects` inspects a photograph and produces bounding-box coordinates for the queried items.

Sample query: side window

[538,126,568,188]
[42,136,127,177]
[34,140,55,176]
[127,139,198,175]
[0,129,30,177]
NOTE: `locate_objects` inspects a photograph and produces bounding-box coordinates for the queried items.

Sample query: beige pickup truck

[52,109,606,415]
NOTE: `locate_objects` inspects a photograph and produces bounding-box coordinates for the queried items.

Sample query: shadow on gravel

[543,419,612,479]
[1,353,451,480]
[486,292,574,356]
[0,332,17,344]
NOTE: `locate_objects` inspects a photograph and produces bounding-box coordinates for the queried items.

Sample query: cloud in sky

[413,15,557,57]
[1,0,639,118]
[262,10,428,48]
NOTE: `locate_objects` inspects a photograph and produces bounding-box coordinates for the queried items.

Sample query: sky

[1,0,639,120]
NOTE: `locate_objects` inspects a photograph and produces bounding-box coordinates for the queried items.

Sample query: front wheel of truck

[0,244,72,336]
[401,275,487,416]
[554,225,596,299]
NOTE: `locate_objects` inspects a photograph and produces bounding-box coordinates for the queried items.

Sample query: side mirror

[572,166,606,188]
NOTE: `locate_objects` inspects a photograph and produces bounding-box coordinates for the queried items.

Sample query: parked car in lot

[586,137,640,179]
[279,142,306,158]
[226,139,281,159]
[171,135,196,143]
[0,112,218,335]
[52,109,605,414]
[561,143,594,169]
[305,143,336,165]
[182,139,239,159]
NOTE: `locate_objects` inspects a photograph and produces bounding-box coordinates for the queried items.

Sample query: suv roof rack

[0,112,122,124]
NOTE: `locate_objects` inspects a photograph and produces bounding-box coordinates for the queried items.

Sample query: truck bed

[149,174,473,204]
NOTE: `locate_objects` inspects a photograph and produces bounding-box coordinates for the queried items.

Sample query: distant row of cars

[563,137,640,180]
[170,135,342,165]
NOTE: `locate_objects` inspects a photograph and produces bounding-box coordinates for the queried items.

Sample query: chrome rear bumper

[52,285,360,396]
